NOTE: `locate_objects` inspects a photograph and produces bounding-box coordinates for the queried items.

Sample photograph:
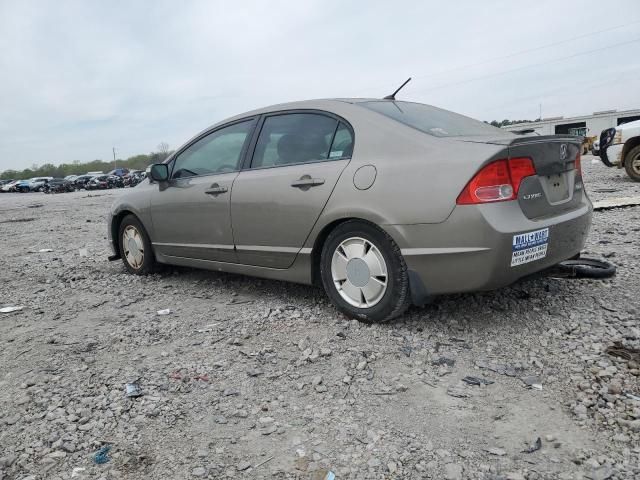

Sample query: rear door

[149,119,256,263]
[231,112,354,268]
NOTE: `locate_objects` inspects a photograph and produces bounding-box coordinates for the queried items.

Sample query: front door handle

[291,175,325,188]
[205,183,228,195]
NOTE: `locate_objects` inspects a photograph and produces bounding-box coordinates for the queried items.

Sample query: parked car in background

[591,140,599,157]
[64,175,79,182]
[107,175,125,188]
[108,168,130,177]
[26,177,53,192]
[600,119,640,181]
[15,180,32,192]
[86,175,110,190]
[127,170,146,187]
[73,175,95,189]
[108,98,592,322]
[43,178,75,193]
[1,180,20,192]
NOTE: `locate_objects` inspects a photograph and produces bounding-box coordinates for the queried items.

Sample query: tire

[554,258,616,279]
[118,214,156,275]
[624,145,640,182]
[320,220,410,323]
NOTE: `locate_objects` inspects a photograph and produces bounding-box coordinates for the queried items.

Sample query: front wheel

[320,221,410,323]
[624,145,640,182]
[118,215,156,274]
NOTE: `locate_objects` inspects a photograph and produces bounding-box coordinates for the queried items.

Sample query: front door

[150,119,256,263]
[231,113,354,268]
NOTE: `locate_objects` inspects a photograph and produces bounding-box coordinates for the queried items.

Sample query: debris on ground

[125,383,143,398]
[432,356,455,367]
[461,376,494,386]
[521,376,543,390]
[157,309,171,315]
[605,341,640,362]
[93,445,112,464]
[521,437,542,454]
[0,306,24,313]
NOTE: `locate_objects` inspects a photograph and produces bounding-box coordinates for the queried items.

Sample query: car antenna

[383,77,411,100]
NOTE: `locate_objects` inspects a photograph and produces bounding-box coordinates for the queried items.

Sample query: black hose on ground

[551,258,617,279]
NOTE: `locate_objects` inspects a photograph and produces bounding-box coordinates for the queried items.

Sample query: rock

[607,381,622,395]
[367,458,381,468]
[573,404,588,416]
[191,467,206,477]
[237,461,251,471]
[0,455,17,468]
[311,375,323,386]
[586,466,613,480]
[444,462,463,480]
[258,416,274,425]
[505,472,526,480]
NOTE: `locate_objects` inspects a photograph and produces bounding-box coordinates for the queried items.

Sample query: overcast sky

[1,0,639,171]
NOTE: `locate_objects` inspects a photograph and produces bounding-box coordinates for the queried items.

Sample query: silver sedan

[108,99,592,322]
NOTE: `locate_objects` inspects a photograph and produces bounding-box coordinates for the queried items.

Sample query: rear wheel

[624,145,640,182]
[118,215,156,274]
[320,221,410,323]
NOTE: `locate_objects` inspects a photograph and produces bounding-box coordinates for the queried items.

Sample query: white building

[502,109,640,138]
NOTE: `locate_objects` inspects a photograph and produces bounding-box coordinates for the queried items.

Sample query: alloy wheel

[331,237,388,308]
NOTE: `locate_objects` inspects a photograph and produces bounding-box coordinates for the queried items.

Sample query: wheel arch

[111,209,153,258]
[310,217,395,287]
[622,136,640,164]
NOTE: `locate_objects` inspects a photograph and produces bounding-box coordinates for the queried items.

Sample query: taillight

[575,152,582,177]
[456,157,536,205]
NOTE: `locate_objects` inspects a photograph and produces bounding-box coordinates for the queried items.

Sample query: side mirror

[149,164,169,182]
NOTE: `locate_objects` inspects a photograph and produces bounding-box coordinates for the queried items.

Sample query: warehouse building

[502,108,640,137]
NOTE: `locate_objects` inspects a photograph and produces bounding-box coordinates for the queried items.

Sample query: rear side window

[359,101,510,138]
[251,113,341,168]
[329,122,354,159]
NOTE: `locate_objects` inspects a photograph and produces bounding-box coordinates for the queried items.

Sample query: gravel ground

[1,156,639,480]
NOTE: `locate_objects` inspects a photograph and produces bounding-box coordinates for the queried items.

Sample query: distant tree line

[485,118,541,128]
[0,147,172,180]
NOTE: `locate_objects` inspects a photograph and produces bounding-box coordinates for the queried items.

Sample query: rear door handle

[205,184,228,195]
[291,176,325,188]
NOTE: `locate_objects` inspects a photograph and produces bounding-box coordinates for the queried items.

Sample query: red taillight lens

[456,157,536,205]
[575,152,582,177]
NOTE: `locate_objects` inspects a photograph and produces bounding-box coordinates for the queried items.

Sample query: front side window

[251,113,340,168]
[172,120,254,178]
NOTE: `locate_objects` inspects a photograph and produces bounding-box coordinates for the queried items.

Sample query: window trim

[167,117,258,180]
[240,109,355,171]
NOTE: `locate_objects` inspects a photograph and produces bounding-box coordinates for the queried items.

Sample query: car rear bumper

[385,197,592,296]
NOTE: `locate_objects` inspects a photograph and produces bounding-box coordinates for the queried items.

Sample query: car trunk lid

[459,135,584,219]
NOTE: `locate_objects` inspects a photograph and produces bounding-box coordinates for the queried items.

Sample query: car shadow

[143,264,581,329]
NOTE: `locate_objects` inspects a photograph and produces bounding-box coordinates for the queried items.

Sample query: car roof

[180,98,384,150]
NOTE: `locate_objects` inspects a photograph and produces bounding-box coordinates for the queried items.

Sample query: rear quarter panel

[311,108,506,232]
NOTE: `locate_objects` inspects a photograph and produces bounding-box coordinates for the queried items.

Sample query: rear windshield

[359,101,511,138]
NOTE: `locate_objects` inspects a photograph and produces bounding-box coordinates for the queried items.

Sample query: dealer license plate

[511,228,549,267]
